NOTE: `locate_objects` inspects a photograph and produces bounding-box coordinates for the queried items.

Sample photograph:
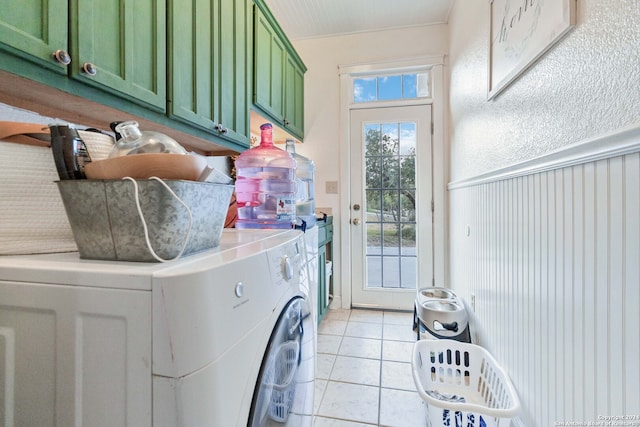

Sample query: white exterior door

[349,104,433,309]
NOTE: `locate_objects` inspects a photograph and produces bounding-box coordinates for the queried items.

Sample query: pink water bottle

[234,123,297,229]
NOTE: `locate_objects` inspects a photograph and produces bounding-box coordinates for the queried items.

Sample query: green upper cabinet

[0,0,69,74]
[168,0,252,147]
[71,0,166,111]
[0,0,166,111]
[253,0,306,140]
[0,0,298,152]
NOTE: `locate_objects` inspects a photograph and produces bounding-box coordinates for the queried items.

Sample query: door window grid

[363,122,417,289]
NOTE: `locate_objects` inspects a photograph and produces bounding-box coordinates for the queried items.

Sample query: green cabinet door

[216,0,252,145]
[317,217,333,324]
[72,0,166,110]
[169,0,251,147]
[284,54,304,139]
[253,0,305,140]
[0,0,69,73]
[253,4,285,122]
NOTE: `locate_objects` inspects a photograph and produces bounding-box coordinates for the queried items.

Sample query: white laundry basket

[412,339,520,427]
[266,340,300,422]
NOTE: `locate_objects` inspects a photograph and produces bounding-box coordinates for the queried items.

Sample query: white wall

[292,25,449,303]
[448,1,640,425]
[0,102,71,124]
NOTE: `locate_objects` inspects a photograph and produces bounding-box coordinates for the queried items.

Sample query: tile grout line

[377,312,385,427]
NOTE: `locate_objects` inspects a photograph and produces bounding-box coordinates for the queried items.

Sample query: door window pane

[382,190,399,222]
[364,124,382,154]
[366,256,382,287]
[400,159,415,188]
[352,71,431,103]
[365,158,382,189]
[400,190,416,222]
[354,77,376,103]
[416,72,430,97]
[366,222,381,255]
[382,223,400,255]
[400,257,417,288]
[403,74,417,98]
[378,75,402,101]
[381,123,399,155]
[366,189,382,220]
[399,122,416,155]
[383,257,400,288]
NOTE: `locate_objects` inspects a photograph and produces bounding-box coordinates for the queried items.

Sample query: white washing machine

[0,229,315,426]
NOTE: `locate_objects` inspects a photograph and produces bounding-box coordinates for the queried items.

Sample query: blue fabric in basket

[441,409,487,427]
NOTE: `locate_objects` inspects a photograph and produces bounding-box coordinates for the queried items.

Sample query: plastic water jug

[285,139,316,229]
[234,123,297,229]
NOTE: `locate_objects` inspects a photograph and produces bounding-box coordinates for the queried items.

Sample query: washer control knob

[282,256,293,281]
[234,282,244,298]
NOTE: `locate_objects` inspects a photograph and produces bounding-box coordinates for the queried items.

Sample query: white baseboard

[328,295,343,309]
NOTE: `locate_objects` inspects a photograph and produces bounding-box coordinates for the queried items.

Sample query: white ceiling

[262,0,454,41]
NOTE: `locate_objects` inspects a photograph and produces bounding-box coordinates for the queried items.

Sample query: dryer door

[248,296,315,426]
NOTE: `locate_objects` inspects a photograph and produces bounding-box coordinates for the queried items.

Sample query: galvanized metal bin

[57,179,233,262]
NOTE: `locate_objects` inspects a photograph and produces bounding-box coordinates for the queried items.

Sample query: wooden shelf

[0,70,241,156]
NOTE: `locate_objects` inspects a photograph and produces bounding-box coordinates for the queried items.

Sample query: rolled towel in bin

[325,261,333,305]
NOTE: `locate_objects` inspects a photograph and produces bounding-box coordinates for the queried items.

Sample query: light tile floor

[313,308,427,427]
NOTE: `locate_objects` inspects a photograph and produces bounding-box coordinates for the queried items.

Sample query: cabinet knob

[52,50,71,65]
[215,123,228,134]
[82,62,97,76]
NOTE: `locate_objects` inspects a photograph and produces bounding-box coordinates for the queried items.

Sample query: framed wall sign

[488,0,576,100]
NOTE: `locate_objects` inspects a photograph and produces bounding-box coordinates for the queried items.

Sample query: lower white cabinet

[0,281,151,427]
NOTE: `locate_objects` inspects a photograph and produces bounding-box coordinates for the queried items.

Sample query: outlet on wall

[326,181,338,194]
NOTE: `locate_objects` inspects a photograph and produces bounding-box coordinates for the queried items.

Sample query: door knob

[352,218,360,225]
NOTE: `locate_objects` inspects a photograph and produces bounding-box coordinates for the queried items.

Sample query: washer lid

[0,229,301,291]
[0,252,156,290]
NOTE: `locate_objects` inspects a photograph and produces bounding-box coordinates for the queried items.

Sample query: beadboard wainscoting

[448,125,640,426]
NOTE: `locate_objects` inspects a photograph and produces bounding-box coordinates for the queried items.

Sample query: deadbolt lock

[353,204,360,211]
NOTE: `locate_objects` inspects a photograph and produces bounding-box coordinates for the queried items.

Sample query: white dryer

[0,229,315,426]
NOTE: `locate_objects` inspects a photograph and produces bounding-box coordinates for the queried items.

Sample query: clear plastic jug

[285,139,316,229]
[108,121,187,158]
[234,123,297,229]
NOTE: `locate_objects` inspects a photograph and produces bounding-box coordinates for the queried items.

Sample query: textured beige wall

[448,0,640,182]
